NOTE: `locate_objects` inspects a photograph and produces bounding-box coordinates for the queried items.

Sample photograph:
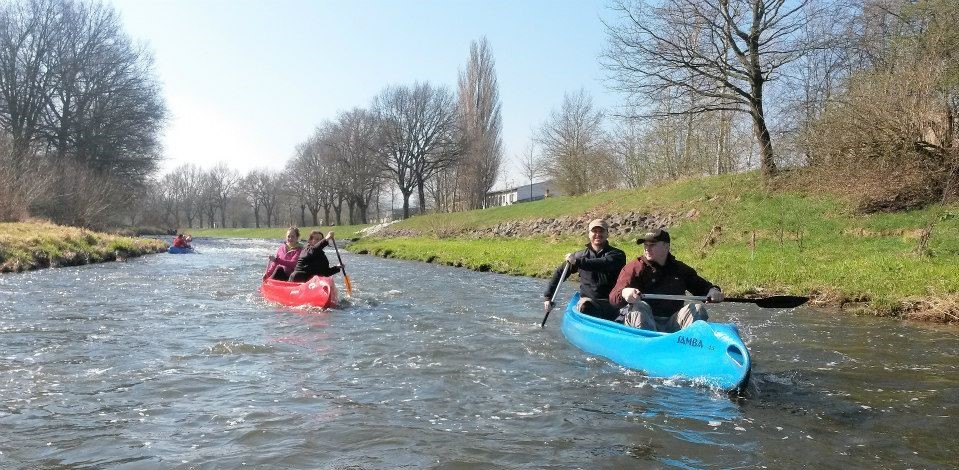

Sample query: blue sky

[109,0,622,189]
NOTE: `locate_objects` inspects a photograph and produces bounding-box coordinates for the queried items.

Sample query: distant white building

[485,180,560,208]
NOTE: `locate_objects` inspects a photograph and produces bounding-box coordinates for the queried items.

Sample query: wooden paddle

[330,236,353,296]
[641,293,809,309]
[540,261,570,328]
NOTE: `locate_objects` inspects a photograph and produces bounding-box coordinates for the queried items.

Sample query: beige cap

[588,219,608,231]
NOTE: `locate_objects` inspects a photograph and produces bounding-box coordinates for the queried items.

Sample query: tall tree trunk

[416,181,427,215]
[333,196,344,225]
[750,94,776,178]
[401,189,413,219]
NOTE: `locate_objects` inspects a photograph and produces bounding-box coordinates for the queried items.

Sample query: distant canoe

[261,275,337,309]
[168,246,195,254]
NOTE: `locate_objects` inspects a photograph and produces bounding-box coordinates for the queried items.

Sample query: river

[0,237,956,469]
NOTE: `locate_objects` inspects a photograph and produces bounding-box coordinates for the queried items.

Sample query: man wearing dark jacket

[609,229,723,332]
[288,230,343,282]
[543,219,627,321]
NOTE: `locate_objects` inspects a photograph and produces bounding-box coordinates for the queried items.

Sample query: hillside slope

[353,172,959,323]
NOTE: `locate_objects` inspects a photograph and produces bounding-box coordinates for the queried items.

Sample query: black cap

[638,228,670,244]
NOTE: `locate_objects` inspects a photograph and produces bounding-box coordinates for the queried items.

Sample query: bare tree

[374,83,459,218]
[0,0,58,161]
[239,170,267,228]
[0,130,46,221]
[609,118,649,188]
[0,0,165,227]
[805,0,958,209]
[289,128,334,226]
[518,143,544,202]
[204,163,238,229]
[604,0,826,178]
[427,163,460,213]
[158,170,187,228]
[41,1,164,178]
[537,89,614,195]
[161,164,205,228]
[328,108,384,224]
[455,37,503,210]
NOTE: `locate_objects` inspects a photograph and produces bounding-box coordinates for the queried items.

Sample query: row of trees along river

[1,0,955,231]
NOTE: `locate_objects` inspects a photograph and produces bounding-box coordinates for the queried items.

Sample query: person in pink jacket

[264,227,303,281]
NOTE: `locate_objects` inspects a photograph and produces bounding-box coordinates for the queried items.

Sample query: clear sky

[109,0,622,189]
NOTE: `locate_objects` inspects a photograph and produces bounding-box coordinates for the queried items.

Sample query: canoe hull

[168,246,194,254]
[261,275,337,309]
[560,293,751,391]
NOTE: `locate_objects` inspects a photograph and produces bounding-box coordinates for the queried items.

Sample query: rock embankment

[376,211,695,239]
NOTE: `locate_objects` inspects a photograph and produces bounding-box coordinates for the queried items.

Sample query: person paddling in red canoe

[287,230,343,283]
[264,226,303,281]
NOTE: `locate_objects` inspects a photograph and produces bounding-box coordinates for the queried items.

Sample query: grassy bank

[351,172,959,323]
[0,221,168,272]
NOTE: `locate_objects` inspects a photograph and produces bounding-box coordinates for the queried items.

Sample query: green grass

[352,172,959,321]
[0,221,167,272]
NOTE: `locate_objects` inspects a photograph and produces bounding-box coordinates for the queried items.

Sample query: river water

[0,237,956,469]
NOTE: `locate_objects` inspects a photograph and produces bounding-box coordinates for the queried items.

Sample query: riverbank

[349,172,958,324]
[0,221,168,272]
[172,173,958,323]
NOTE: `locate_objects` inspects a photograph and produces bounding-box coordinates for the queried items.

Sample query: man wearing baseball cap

[609,228,724,332]
[543,218,627,320]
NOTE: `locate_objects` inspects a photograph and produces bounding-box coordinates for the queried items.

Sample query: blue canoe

[561,292,751,391]
[168,246,195,254]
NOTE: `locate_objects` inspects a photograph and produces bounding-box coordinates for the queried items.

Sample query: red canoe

[260,275,338,308]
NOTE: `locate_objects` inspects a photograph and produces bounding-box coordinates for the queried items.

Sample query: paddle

[540,261,570,328]
[641,293,809,309]
[262,258,272,280]
[330,236,353,296]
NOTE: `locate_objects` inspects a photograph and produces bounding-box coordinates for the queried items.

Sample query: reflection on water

[0,237,956,468]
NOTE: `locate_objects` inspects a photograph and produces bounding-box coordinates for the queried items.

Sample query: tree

[455,37,503,210]
[41,0,164,179]
[805,0,958,208]
[609,118,649,188]
[328,108,384,224]
[239,170,268,228]
[517,143,544,203]
[204,163,238,229]
[0,0,165,227]
[374,83,459,218]
[604,0,825,178]
[289,128,333,226]
[158,171,186,228]
[537,89,615,195]
[0,0,58,161]
[162,164,205,228]
[0,130,46,221]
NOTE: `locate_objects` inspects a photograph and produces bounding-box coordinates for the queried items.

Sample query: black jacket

[544,242,626,302]
[289,239,340,281]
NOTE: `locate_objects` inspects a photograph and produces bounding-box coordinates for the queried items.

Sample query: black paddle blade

[728,295,809,308]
